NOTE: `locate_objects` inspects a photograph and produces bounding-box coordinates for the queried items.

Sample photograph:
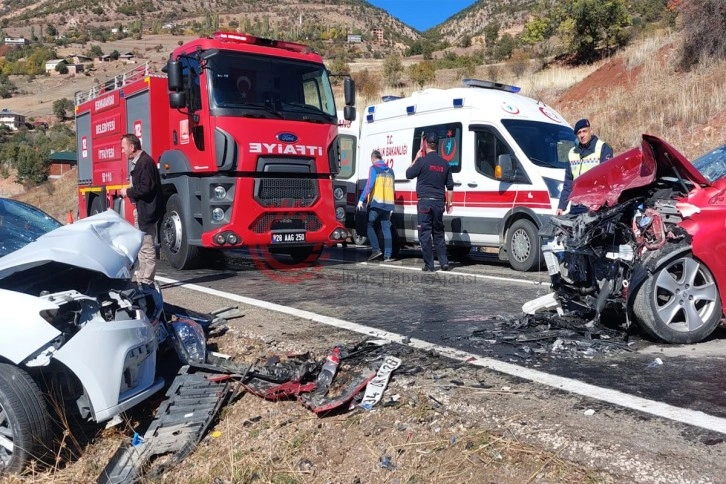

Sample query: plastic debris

[584,409,595,416]
[647,357,663,368]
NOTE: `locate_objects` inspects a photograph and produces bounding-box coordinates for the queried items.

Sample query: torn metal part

[522,292,563,316]
[300,369,375,414]
[98,366,231,484]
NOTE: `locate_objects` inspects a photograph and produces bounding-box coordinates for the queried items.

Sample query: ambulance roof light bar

[462,78,521,93]
[381,95,402,102]
[212,32,308,53]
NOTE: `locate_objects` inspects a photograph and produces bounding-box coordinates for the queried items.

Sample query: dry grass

[11,169,79,222]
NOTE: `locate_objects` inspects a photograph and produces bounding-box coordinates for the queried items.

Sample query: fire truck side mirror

[344,78,355,107]
[343,106,356,122]
[167,60,184,92]
[169,91,187,109]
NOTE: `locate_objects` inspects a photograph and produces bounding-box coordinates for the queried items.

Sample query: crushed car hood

[569,134,710,210]
[0,210,144,280]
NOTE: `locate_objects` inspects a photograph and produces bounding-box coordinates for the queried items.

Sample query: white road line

[156,276,726,435]
[323,258,550,287]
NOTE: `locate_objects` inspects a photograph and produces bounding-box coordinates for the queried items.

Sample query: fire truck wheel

[160,194,199,270]
[90,196,103,215]
[506,218,541,272]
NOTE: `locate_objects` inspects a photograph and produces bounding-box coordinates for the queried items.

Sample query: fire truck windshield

[208,52,336,122]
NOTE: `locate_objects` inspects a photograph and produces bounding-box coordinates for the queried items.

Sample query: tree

[55,63,68,75]
[493,34,515,61]
[53,98,74,121]
[382,55,403,86]
[677,0,726,70]
[408,61,436,89]
[15,144,49,186]
[483,21,500,46]
[87,44,104,58]
[46,24,58,37]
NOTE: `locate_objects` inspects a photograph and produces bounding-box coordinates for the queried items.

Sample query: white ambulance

[337,79,576,271]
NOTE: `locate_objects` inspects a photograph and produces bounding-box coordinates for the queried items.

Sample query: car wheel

[90,196,103,215]
[0,363,52,474]
[506,219,540,272]
[633,254,722,344]
[160,194,199,270]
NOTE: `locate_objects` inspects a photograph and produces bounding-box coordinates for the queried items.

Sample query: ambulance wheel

[90,196,103,215]
[160,194,199,270]
[268,245,322,265]
[352,230,367,246]
[506,219,541,272]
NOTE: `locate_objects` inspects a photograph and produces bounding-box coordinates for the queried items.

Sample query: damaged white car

[530,137,726,344]
[0,200,168,474]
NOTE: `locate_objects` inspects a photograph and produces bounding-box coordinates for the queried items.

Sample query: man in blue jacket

[557,118,614,215]
[358,150,395,261]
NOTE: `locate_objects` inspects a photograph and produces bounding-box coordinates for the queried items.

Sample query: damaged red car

[536,136,726,344]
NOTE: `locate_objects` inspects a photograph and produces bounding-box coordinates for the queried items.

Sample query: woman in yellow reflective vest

[557,118,614,215]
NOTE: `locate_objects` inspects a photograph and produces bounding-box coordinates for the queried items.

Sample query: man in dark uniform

[557,118,614,215]
[406,131,454,272]
[119,133,163,287]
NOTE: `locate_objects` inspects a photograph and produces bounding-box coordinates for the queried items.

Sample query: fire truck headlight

[335,206,345,220]
[333,187,344,200]
[212,207,225,222]
[213,185,227,200]
[214,233,226,245]
[227,233,239,245]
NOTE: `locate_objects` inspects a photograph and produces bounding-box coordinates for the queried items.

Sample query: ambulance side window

[411,123,462,174]
[474,128,525,182]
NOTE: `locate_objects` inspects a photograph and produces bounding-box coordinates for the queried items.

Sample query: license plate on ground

[271,232,306,244]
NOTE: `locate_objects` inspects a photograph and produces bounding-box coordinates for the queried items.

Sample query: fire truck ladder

[74,61,153,106]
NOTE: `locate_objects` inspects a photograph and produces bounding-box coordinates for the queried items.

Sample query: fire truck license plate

[271,232,306,243]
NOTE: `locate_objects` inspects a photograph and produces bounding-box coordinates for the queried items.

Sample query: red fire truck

[75,32,355,269]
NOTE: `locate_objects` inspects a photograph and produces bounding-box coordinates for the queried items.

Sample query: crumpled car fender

[0,288,61,364]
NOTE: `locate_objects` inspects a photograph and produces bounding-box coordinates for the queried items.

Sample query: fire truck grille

[250,213,323,234]
[256,178,318,208]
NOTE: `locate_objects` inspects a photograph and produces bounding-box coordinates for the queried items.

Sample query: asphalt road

[157,244,726,425]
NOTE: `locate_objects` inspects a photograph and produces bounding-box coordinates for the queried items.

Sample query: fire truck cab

[335,80,576,271]
[75,32,354,269]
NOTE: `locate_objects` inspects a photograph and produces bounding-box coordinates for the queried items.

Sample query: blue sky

[366,0,478,32]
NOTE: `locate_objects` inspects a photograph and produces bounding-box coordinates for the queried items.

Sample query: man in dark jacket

[405,131,454,272]
[557,118,614,215]
[119,133,163,286]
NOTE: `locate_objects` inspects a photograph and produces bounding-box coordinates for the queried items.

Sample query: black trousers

[417,198,448,270]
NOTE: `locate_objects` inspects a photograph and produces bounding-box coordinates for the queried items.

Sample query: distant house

[48,151,77,178]
[0,108,26,130]
[119,52,135,60]
[347,35,362,44]
[66,63,85,74]
[72,55,92,64]
[3,37,29,46]
[45,58,68,74]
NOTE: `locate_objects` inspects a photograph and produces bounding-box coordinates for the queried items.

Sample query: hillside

[431,0,532,47]
[0,0,420,50]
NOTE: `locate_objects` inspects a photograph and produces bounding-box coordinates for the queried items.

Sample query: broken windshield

[208,52,336,122]
[502,119,576,169]
[692,144,726,183]
[0,199,62,258]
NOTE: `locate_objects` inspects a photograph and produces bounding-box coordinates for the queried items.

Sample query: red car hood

[569,135,710,210]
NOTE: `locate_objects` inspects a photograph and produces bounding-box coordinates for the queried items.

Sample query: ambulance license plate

[271,232,306,244]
